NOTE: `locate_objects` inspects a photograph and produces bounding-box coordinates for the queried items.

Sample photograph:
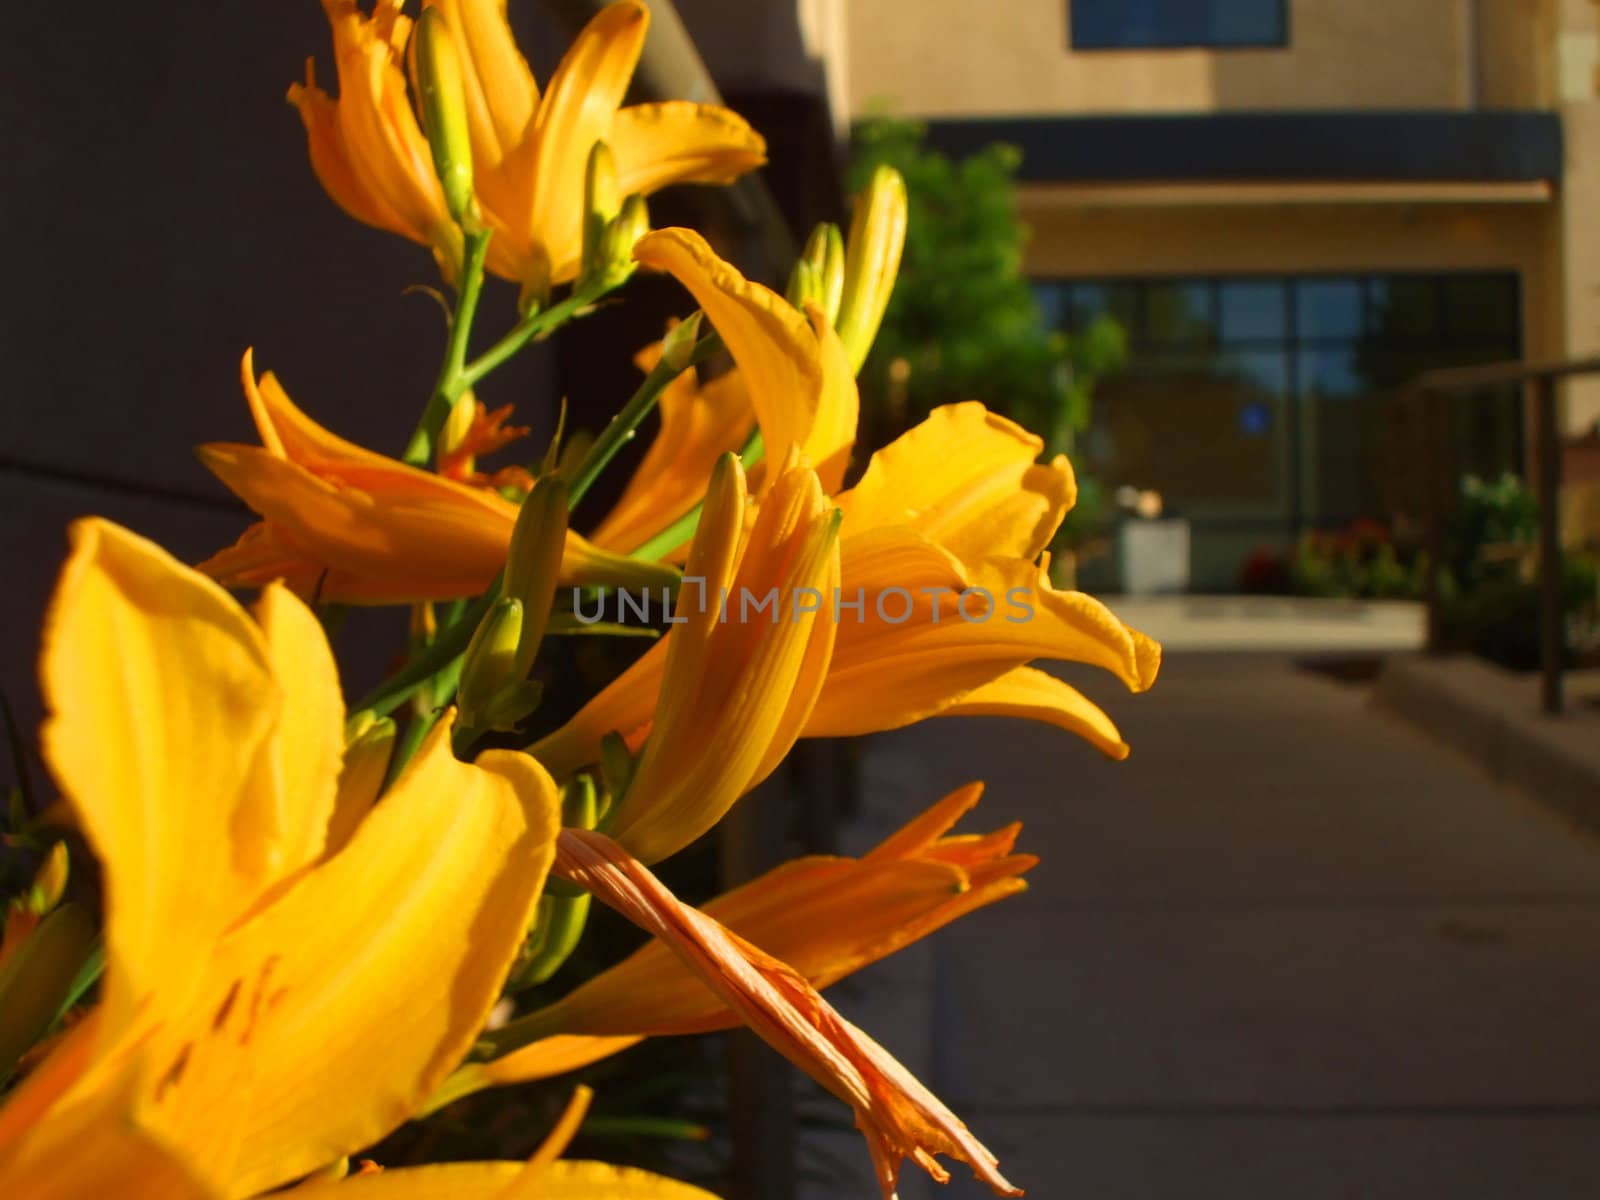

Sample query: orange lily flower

[292,0,766,291]
[197,350,674,604]
[0,519,566,1195]
[550,828,1023,1198]
[602,454,840,865]
[531,239,1158,776]
[434,782,1033,1104]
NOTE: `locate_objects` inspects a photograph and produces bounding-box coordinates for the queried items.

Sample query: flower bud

[457,596,524,725]
[591,194,649,290]
[504,475,569,679]
[835,166,908,373]
[792,222,844,325]
[581,141,621,282]
[413,7,477,226]
[659,311,703,376]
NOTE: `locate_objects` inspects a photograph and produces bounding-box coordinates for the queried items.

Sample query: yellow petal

[807,547,1159,738]
[287,1159,721,1199]
[521,0,648,283]
[610,101,766,197]
[0,1058,214,1200]
[143,729,561,1195]
[322,717,396,860]
[39,520,279,1035]
[606,463,840,864]
[836,402,1077,562]
[427,1035,641,1113]
[239,583,346,890]
[634,228,858,491]
[935,665,1131,760]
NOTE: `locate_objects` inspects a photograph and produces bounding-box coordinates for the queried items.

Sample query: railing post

[1534,373,1564,715]
[1418,385,1445,654]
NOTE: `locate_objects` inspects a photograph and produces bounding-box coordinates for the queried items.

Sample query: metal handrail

[1411,357,1595,715]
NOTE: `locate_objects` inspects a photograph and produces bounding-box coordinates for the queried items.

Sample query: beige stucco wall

[846,0,1509,117]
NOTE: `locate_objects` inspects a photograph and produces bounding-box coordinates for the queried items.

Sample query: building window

[1036,272,1521,588]
[1069,0,1288,50]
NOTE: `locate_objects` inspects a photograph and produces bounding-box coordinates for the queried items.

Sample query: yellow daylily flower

[532,347,1157,778]
[551,828,1023,1199]
[0,519,562,1197]
[602,454,840,865]
[197,350,672,604]
[293,0,766,291]
[438,782,1032,1104]
[633,228,858,494]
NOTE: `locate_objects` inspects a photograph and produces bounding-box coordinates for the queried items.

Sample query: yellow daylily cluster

[1,1,1164,1197]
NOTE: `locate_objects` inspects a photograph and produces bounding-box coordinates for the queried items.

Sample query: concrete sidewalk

[809,654,1600,1198]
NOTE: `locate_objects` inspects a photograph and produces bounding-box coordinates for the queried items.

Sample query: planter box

[1119,518,1191,595]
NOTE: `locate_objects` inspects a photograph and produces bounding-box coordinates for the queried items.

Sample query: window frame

[1068,0,1290,52]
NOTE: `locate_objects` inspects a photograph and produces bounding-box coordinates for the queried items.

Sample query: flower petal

[553,830,1021,1198]
[634,228,857,490]
[610,101,766,197]
[836,402,1076,562]
[144,730,561,1195]
[287,1159,722,1199]
[520,0,648,282]
[510,785,1030,1040]
[39,520,280,1034]
[934,665,1131,760]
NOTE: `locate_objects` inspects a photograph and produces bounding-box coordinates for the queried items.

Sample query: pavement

[802,652,1600,1199]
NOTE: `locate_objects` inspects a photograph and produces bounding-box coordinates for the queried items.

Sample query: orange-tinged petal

[519,1,648,283]
[39,520,280,1036]
[589,354,755,554]
[141,728,561,1195]
[935,665,1131,760]
[290,67,415,240]
[424,0,538,169]
[508,784,1030,1041]
[610,101,766,197]
[553,829,1021,1198]
[606,462,840,864]
[836,402,1077,562]
[634,228,858,491]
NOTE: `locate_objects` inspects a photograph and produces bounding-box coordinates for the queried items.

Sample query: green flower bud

[835,166,908,373]
[660,310,703,375]
[792,222,844,324]
[457,596,524,724]
[589,194,650,290]
[413,8,477,227]
[581,141,621,281]
[504,474,570,680]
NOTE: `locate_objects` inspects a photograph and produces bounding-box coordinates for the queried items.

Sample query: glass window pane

[1295,280,1362,340]
[1033,282,1067,330]
[1442,275,1518,342]
[1071,0,1285,48]
[1061,281,1140,333]
[1219,280,1286,341]
[1142,282,1213,345]
[1366,278,1437,339]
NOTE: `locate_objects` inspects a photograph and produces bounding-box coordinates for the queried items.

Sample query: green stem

[460,283,608,389]
[352,579,500,719]
[568,334,720,508]
[404,228,493,467]
[627,426,764,559]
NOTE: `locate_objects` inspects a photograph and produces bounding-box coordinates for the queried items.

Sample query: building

[829,0,1600,588]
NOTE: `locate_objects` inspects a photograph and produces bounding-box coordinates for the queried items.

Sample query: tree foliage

[846,116,1125,459]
